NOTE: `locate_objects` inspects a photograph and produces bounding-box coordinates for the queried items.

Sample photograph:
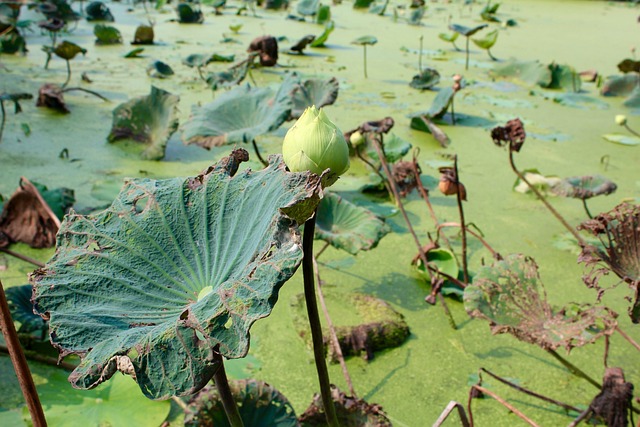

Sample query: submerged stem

[508,149,585,246]
[212,352,244,427]
[303,215,339,427]
[0,280,47,427]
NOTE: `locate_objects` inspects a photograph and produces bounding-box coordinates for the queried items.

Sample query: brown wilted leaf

[587,368,634,427]
[248,35,278,66]
[491,118,526,152]
[0,178,61,249]
[36,83,69,114]
[578,203,640,323]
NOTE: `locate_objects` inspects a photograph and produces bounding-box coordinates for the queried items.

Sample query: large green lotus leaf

[6,284,47,336]
[38,370,170,426]
[184,380,299,427]
[31,154,325,399]
[601,73,639,97]
[449,23,487,37]
[550,175,617,200]
[182,84,291,149]
[315,192,390,255]
[291,76,339,119]
[492,59,552,87]
[426,87,455,119]
[108,86,180,160]
[464,254,617,351]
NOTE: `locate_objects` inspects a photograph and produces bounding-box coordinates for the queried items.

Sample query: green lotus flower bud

[615,114,627,126]
[282,106,350,185]
[349,130,365,147]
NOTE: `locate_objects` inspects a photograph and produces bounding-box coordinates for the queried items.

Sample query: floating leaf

[146,60,174,78]
[36,83,68,113]
[184,380,299,427]
[177,3,204,23]
[93,24,122,45]
[205,60,250,91]
[426,86,455,119]
[408,6,425,25]
[132,25,154,45]
[513,169,561,195]
[0,28,26,54]
[108,86,180,160]
[315,192,390,255]
[409,67,440,90]
[183,53,212,68]
[364,132,412,164]
[124,47,144,58]
[53,40,86,60]
[602,134,640,146]
[464,254,617,351]
[291,76,339,119]
[316,4,330,24]
[601,73,639,97]
[368,0,389,15]
[31,153,324,399]
[85,1,114,22]
[550,175,617,200]
[471,29,498,50]
[299,386,392,426]
[182,84,291,149]
[449,23,488,37]
[353,0,374,8]
[310,21,335,47]
[352,35,377,46]
[297,0,319,15]
[6,284,47,336]
[492,59,552,87]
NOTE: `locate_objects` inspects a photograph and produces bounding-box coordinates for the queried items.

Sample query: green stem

[303,214,339,427]
[62,87,109,102]
[363,45,368,79]
[546,349,601,390]
[251,139,268,167]
[418,35,423,72]
[465,36,470,70]
[581,199,593,219]
[62,60,71,89]
[487,48,498,61]
[212,352,244,427]
[624,123,640,138]
[508,149,585,246]
[0,280,47,427]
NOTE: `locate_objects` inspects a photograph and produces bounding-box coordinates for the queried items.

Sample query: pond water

[1,0,639,425]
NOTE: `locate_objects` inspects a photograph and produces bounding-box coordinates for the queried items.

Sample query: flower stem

[465,37,470,70]
[624,123,640,138]
[0,101,5,143]
[303,214,339,427]
[546,349,600,390]
[508,149,585,246]
[212,352,244,427]
[0,280,47,427]
[363,45,368,79]
[251,139,268,167]
[453,156,469,283]
[62,60,71,89]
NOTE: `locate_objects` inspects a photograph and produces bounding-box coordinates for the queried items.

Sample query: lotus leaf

[408,6,425,25]
[94,24,122,45]
[464,254,617,351]
[368,0,388,15]
[549,63,581,92]
[182,84,291,149]
[108,86,180,160]
[438,32,459,43]
[618,58,640,74]
[310,21,334,47]
[364,132,412,164]
[492,59,552,87]
[472,29,498,50]
[290,35,316,54]
[205,61,250,91]
[291,76,340,119]
[513,170,561,195]
[449,23,487,37]
[124,47,145,58]
[0,29,26,54]
[601,73,639,97]
[184,380,299,427]
[36,83,68,114]
[85,1,114,22]
[53,40,86,60]
[146,60,174,78]
[132,25,154,45]
[550,175,617,200]
[6,284,47,336]
[315,192,390,255]
[177,3,204,23]
[426,87,455,119]
[602,134,640,146]
[183,53,212,68]
[352,35,377,46]
[297,0,319,16]
[31,153,325,398]
[623,86,640,109]
[354,0,374,8]
[317,5,331,24]
[415,247,459,283]
[409,67,440,90]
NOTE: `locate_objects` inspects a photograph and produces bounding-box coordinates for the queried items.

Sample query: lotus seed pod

[282,106,350,186]
[615,115,627,126]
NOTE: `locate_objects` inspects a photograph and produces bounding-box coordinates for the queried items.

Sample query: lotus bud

[282,106,350,186]
[615,115,627,126]
[349,130,365,147]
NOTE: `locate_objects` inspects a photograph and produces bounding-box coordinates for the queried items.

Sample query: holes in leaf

[134,196,150,214]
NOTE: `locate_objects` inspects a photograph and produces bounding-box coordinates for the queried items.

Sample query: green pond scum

[1,0,640,426]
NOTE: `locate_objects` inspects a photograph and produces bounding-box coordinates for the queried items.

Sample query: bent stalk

[453,156,469,283]
[303,215,339,427]
[251,139,268,167]
[0,280,47,427]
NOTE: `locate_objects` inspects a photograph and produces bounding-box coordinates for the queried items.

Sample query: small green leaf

[124,47,145,58]
[602,134,640,146]
[415,248,459,283]
[177,2,204,23]
[86,1,114,22]
[438,32,459,43]
[297,0,319,15]
[409,67,440,90]
[53,40,86,60]
[132,25,154,45]
[316,4,331,24]
[352,35,377,46]
[449,23,488,37]
[94,24,122,45]
[310,21,335,47]
[146,60,174,78]
[471,29,498,50]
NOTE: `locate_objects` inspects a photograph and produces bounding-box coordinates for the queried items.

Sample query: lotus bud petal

[282,105,350,186]
[615,115,627,126]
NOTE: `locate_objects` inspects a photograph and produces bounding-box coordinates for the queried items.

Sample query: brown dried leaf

[36,83,69,114]
[248,35,278,66]
[491,118,526,152]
